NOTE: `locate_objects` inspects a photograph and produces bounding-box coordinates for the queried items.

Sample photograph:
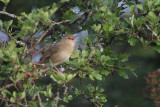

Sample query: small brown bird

[39,34,76,72]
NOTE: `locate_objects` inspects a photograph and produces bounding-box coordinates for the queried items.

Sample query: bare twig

[24,97,28,107]
[7,32,17,42]
[54,87,60,107]
[0,79,21,91]
[70,86,100,107]
[2,4,8,12]
[35,20,70,47]
[38,93,43,107]
[0,97,25,107]
[82,92,100,107]
[35,12,93,48]
[0,11,19,19]
[7,32,25,46]
[37,68,50,75]
[144,23,159,40]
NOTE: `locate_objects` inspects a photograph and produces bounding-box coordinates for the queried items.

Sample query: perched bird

[39,34,76,72]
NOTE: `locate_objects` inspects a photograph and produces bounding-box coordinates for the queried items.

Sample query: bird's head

[62,34,77,42]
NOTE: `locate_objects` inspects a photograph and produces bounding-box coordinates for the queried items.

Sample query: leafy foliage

[0,0,160,106]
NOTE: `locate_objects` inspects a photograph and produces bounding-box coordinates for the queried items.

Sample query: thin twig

[0,11,19,19]
[24,97,28,107]
[35,20,70,47]
[37,93,43,107]
[2,4,8,12]
[82,92,100,107]
[144,23,159,40]
[54,87,60,107]
[0,79,21,91]
[7,32,25,46]
[7,32,17,42]
[0,97,25,107]
[37,68,50,75]
[70,86,100,107]
[35,11,93,48]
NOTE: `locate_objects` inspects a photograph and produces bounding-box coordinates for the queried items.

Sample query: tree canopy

[0,0,160,106]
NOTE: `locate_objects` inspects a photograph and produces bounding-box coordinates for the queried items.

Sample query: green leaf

[152,46,160,53]
[126,63,136,72]
[148,11,157,22]
[4,20,13,31]
[93,24,101,32]
[89,75,95,80]
[130,15,134,27]
[13,91,17,97]
[155,0,160,6]
[71,50,79,58]
[68,95,73,100]
[92,71,102,80]
[66,74,76,81]
[10,97,16,102]
[101,70,110,76]
[0,50,3,58]
[103,24,109,37]
[136,4,143,10]
[19,92,26,99]
[61,0,70,3]
[70,14,77,24]
[100,5,107,12]
[128,38,137,46]
[50,74,63,84]
[152,40,160,45]
[82,50,88,58]
[8,41,16,50]
[100,55,110,62]
[17,73,25,79]
[0,0,10,4]
[130,70,138,78]
[57,73,66,80]
[10,51,18,61]
[118,70,129,79]
[0,76,6,80]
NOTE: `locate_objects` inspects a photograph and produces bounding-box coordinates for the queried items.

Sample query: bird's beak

[71,36,77,40]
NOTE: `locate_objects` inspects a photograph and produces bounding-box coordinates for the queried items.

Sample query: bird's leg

[54,66,62,73]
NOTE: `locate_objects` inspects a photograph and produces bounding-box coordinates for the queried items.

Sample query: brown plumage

[39,34,76,66]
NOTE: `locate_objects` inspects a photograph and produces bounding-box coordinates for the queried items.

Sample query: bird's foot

[54,67,62,73]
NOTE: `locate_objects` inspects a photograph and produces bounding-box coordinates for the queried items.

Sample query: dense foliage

[0,0,160,106]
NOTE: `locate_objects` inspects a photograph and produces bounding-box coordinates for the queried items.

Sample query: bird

[39,34,76,72]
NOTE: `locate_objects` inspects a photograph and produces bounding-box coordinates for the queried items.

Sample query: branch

[70,86,100,107]
[54,87,60,107]
[35,20,70,47]
[7,31,25,46]
[37,93,43,107]
[37,68,50,75]
[144,23,159,40]
[0,97,25,107]
[35,11,93,48]
[0,11,19,19]
[82,93,100,107]
[0,79,21,91]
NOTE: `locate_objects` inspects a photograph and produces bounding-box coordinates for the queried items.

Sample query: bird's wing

[39,43,61,63]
